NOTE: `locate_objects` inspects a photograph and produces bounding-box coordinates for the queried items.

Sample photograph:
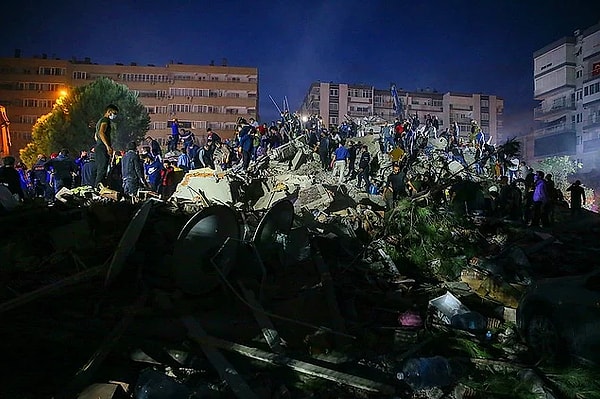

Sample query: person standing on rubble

[81,149,97,187]
[215,141,232,171]
[206,128,222,148]
[169,118,180,152]
[318,131,331,171]
[544,173,557,225]
[238,118,254,170]
[346,140,357,180]
[530,171,548,227]
[159,160,176,200]
[566,180,586,216]
[30,154,50,199]
[332,140,349,185]
[44,148,77,196]
[198,142,215,169]
[356,145,371,192]
[94,104,118,189]
[121,141,149,196]
[145,136,162,160]
[384,162,407,210]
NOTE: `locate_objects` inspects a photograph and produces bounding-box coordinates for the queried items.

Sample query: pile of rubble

[1,133,600,399]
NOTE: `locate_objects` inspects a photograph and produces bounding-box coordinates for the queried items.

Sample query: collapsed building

[1,130,600,399]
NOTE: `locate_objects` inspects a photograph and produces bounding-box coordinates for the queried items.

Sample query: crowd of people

[0,106,591,222]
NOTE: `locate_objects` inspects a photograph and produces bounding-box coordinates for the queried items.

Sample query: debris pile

[1,132,600,399]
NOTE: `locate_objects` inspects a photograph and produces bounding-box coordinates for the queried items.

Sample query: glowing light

[59,90,68,97]
[301,115,308,122]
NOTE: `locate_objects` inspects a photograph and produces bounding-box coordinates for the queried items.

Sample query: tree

[533,156,582,193]
[20,77,150,166]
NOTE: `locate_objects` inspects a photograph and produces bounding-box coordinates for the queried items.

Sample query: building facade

[0,53,258,156]
[299,82,503,142]
[531,22,600,172]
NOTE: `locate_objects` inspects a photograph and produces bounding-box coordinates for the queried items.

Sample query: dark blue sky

[2,0,599,134]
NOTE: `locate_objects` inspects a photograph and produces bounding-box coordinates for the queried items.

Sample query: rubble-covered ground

[1,135,600,399]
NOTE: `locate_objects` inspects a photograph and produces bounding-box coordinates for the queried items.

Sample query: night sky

[2,0,600,135]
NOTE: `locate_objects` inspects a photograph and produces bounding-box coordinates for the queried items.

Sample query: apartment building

[0,53,258,155]
[299,82,503,142]
[531,22,600,172]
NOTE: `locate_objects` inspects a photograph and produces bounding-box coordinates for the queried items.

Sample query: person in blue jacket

[237,118,254,170]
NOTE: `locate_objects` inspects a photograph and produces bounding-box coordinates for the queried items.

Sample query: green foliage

[20,77,150,166]
[543,366,600,399]
[383,199,472,279]
[533,156,582,193]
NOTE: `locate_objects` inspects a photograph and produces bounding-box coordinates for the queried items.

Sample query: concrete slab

[172,168,232,205]
[295,184,333,211]
[270,142,296,161]
[77,383,127,399]
[253,190,292,211]
[291,150,307,170]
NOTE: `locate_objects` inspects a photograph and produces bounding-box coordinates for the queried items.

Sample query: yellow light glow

[59,90,68,97]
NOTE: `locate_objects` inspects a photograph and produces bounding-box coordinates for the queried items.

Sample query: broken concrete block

[294,184,333,211]
[271,142,297,161]
[253,190,292,211]
[77,383,127,399]
[502,306,517,323]
[291,150,307,170]
[429,137,448,150]
[172,168,232,205]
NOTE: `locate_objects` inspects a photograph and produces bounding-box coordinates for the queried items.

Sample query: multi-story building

[531,22,600,172]
[299,82,503,142]
[0,52,258,156]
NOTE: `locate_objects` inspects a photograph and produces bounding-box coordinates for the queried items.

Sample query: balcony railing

[534,100,576,119]
[534,122,575,136]
[582,114,600,130]
[583,138,600,152]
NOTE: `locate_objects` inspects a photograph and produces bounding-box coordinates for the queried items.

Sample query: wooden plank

[238,281,285,354]
[185,323,396,395]
[181,316,259,399]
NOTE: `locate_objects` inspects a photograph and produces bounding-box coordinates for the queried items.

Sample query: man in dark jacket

[145,136,162,160]
[45,149,77,195]
[237,119,253,170]
[81,150,97,187]
[121,142,148,195]
[383,162,407,210]
[318,132,331,171]
[356,145,371,192]
[30,154,49,198]
[0,156,25,200]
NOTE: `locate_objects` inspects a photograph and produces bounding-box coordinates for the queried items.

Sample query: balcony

[582,114,600,130]
[583,138,600,152]
[534,122,575,137]
[534,100,576,120]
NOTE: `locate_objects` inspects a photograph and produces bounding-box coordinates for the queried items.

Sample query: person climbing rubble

[331,140,349,186]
